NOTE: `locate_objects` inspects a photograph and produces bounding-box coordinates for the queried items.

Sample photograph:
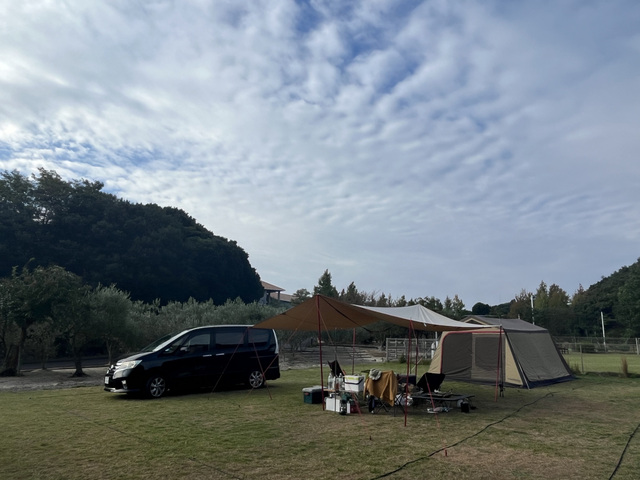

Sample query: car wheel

[146,374,167,398]
[248,370,265,389]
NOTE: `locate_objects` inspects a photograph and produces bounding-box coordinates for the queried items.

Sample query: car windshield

[140,332,182,352]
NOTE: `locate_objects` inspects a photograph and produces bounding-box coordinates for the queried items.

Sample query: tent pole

[317,296,325,410]
[352,328,356,375]
[414,331,420,376]
[404,320,414,427]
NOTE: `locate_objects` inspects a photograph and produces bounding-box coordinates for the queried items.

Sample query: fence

[553,337,640,355]
[386,336,640,359]
[385,338,437,362]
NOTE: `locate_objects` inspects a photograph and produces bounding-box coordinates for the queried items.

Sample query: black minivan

[104,325,280,398]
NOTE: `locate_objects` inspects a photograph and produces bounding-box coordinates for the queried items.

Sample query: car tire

[146,374,167,398]
[248,370,265,389]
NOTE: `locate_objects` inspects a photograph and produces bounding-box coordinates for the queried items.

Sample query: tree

[419,296,443,312]
[442,296,453,317]
[545,284,572,335]
[291,288,311,306]
[534,281,549,310]
[450,294,466,320]
[340,282,366,305]
[376,293,390,307]
[313,270,338,298]
[395,295,408,307]
[25,321,58,369]
[0,278,19,369]
[89,285,133,365]
[615,263,640,336]
[508,289,533,322]
[472,302,491,315]
[53,278,92,377]
[1,264,77,375]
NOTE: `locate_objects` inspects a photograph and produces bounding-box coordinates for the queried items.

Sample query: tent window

[475,335,500,370]
[441,333,473,378]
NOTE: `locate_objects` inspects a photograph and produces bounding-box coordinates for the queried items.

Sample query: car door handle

[216,353,225,356]
[203,354,212,357]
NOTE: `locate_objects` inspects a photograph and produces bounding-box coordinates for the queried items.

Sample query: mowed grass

[1,362,640,480]
[563,352,640,376]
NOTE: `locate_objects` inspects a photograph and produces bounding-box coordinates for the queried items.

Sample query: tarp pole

[404,320,413,427]
[317,296,325,410]
[494,326,503,402]
[414,332,419,377]
[352,328,356,375]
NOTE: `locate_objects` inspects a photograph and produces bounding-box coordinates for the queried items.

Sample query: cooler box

[344,375,364,393]
[302,386,323,404]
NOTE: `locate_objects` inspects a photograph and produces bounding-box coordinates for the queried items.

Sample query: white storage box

[344,375,364,393]
[324,395,351,414]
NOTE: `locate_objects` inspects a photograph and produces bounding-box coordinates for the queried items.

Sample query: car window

[163,333,189,354]
[186,332,211,353]
[215,329,246,353]
[248,329,270,346]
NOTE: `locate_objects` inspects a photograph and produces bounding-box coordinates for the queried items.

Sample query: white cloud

[1,0,639,306]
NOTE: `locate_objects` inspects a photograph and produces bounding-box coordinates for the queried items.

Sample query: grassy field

[563,352,640,376]
[1,361,640,480]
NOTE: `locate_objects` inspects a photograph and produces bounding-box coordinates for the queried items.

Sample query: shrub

[621,356,629,377]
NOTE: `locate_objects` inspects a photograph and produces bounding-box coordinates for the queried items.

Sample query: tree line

[295,265,640,339]
[0,264,284,377]
[0,168,263,305]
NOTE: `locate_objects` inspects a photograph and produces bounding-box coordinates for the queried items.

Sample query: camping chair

[328,360,345,376]
[416,373,445,394]
[364,370,397,414]
[367,394,390,414]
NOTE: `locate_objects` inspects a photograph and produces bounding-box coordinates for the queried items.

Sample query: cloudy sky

[1,0,639,307]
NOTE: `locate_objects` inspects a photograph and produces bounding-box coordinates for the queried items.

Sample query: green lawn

[1,363,639,479]
[563,352,640,376]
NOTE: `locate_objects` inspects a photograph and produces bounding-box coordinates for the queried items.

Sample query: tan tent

[428,316,574,388]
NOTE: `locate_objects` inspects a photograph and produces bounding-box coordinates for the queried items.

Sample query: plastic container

[302,386,323,404]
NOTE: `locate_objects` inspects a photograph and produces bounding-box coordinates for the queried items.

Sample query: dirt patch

[0,367,108,392]
[0,359,319,393]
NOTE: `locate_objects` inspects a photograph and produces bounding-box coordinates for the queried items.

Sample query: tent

[254,294,486,332]
[428,316,574,388]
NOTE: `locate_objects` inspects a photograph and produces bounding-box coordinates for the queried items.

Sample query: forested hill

[572,257,640,336]
[0,169,263,304]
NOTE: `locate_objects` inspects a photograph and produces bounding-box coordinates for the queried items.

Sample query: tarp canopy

[254,295,487,332]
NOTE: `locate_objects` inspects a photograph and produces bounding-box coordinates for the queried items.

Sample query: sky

[1,0,639,308]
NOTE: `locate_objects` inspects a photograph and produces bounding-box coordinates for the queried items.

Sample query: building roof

[261,281,285,292]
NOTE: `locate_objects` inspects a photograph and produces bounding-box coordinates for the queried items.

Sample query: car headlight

[113,360,142,378]
[116,360,142,371]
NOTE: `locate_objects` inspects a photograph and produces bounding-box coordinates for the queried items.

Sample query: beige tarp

[254,294,487,332]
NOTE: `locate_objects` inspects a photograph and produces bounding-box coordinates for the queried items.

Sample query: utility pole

[530,294,535,325]
[601,311,607,353]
